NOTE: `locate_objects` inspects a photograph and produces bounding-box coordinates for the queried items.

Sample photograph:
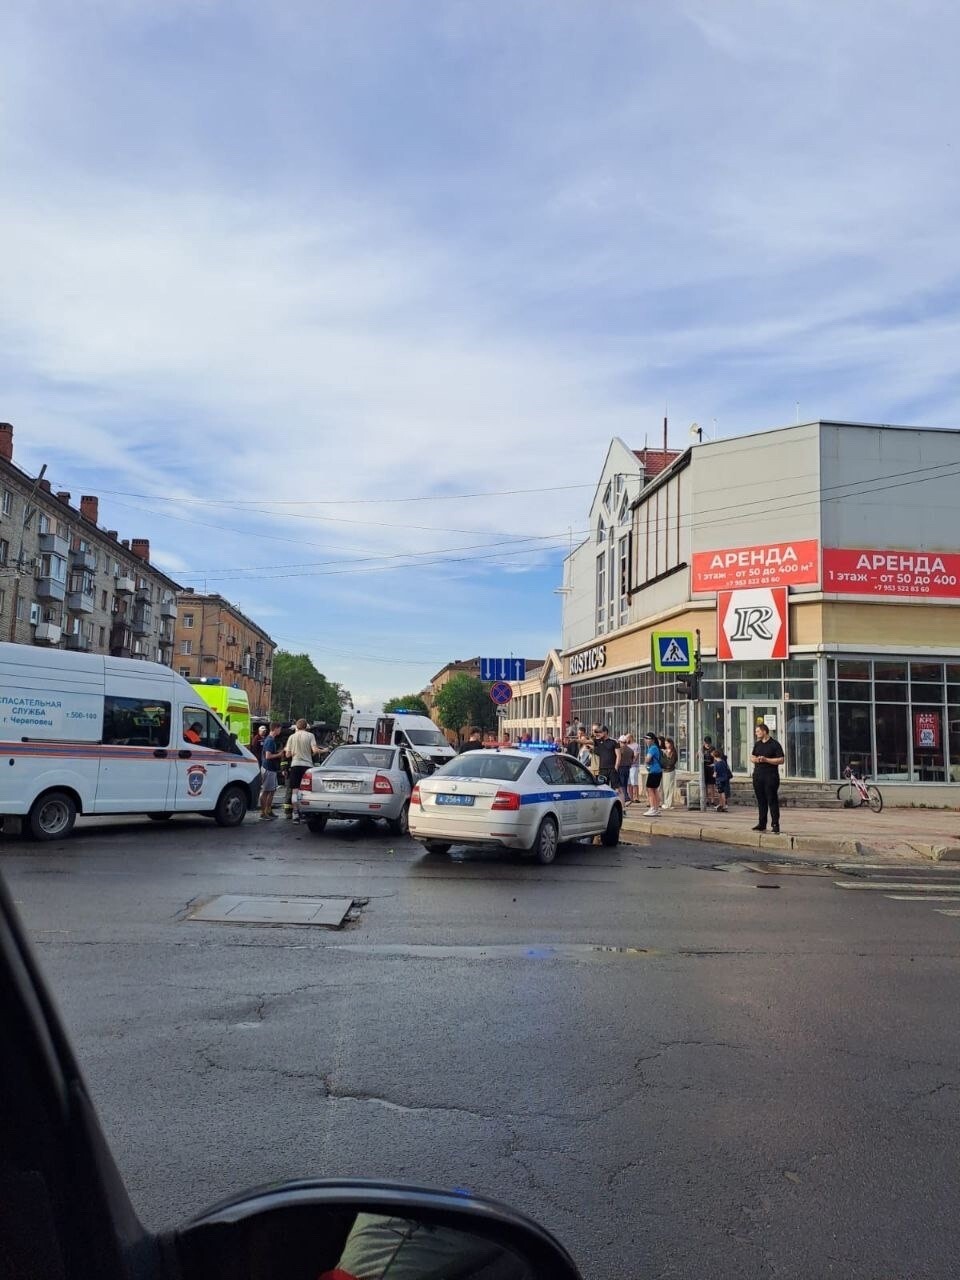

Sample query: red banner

[692,540,819,592]
[823,549,960,599]
[914,712,941,751]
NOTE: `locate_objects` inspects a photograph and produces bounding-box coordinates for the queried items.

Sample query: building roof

[176,590,276,646]
[633,448,684,478]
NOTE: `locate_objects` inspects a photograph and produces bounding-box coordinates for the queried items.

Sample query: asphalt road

[4,813,960,1279]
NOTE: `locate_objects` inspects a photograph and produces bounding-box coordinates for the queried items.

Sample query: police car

[408,744,622,864]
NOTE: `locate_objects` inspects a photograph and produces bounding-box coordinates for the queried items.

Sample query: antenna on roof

[663,412,668,453]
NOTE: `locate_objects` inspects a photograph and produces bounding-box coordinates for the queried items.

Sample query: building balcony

[159,598,177,619]
[36,576,66,601]
[132,606,153,636]
[39,532,69,557]
[135,584,152,601]
[66,632,91,651]
[67,590,96,614]
[34,622,62,644]
[69,548,97,572]
[115,575,135,595]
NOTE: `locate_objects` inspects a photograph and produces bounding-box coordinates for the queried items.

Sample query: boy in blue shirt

[711,749,732,813]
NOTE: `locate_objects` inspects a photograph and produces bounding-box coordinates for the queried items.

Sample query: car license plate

[325,781,361,792]
[436,793,475,806]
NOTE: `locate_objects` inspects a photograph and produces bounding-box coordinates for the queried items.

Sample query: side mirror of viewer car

[170,1180,583,1280]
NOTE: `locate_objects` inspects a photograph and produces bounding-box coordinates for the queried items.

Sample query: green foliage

[383,694,430,715]
[432,675,498,741]
[271,651,343,726]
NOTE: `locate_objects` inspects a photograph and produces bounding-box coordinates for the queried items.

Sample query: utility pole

[8,464,47,643]
[695,628,706,812]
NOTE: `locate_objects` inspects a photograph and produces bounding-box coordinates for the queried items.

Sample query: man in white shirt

[284,718,320,822]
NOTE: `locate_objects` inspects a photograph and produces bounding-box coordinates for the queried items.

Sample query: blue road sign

[651,631,696,673]
[490,681,514,705]
[480,657,526,682]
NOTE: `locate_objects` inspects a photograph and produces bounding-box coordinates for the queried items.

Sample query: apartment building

[0,423,179,663]
[173,592,275,716]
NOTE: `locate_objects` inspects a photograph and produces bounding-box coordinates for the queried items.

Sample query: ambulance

[339,708,455,768]
[189,679,252,748]
[0,643,261,840]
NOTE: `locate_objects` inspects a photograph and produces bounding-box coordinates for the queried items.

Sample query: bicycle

[837,765,883,813]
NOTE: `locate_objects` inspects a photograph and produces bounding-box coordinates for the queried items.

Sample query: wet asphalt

[3,813,960,1280]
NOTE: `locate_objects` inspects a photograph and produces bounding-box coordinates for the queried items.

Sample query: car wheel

[600,804,622,847]
[532,816,559,865]
[28,790,77,841]
[306,816,328,835]
[213,785,248,827]
[423,840,451,854]
[147,813,173,822]
[387,802,410,837]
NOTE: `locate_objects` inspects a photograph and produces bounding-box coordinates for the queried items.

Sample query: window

[99,626,106,646]
[0,589,4,613]
[182,708,233,752]
[632,471,683,589]
[439,754,528,782]
[103,696,171,747]
[618,535,629,623]
[16,597,26,621]
[559,756,598,787]
[179,666,191,678]
[101,590,108,610]
[180,639,193,655]
[183,613,194,628]
[0,538,8,567]
[29,602,40,625]
[602,481,612,511]
[56,521,69,540]
[595,553,606,632]
[39,553,67,583]
[537,755,567,785]
[1,489,11,516]
[38,513,49,535]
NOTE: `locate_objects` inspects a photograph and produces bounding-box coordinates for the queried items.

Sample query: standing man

[459,727,484,753]
[593,725,619,785]
[250,723,267,766]
[259,722,282,820]
[750,722,785,834]
[702,736,718,806]
[284,718,320,822]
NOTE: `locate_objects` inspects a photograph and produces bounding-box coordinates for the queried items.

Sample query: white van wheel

[214,785,248,827]
[29,791,78,841]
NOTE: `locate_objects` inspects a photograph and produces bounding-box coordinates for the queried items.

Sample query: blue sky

[3,1,960,707]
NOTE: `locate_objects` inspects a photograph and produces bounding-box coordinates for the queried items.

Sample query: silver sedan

[296,744,431,836]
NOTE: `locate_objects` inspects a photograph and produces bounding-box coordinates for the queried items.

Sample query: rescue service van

[340,709,455,767]
[0,643,261,840]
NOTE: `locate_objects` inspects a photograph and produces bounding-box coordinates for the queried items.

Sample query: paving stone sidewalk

[620,800,960,863]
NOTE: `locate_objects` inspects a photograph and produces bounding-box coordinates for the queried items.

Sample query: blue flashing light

[516,741,561,753]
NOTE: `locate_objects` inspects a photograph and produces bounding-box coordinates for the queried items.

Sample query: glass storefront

[569,656,960,783]
[827,659,960,782]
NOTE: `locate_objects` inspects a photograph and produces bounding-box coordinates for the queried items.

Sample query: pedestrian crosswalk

[833,863,960,918]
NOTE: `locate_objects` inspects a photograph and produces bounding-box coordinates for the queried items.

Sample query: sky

[3,0,960,708]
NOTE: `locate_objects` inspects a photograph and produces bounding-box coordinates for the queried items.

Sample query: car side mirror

[169,1180,582,1280]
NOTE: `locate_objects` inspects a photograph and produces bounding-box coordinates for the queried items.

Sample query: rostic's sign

[823,548,960,599]
[717,587,789,661]
[692,540,819,592]
[567,644,607,676]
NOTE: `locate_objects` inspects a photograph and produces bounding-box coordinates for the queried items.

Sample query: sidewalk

[620,801,960,863]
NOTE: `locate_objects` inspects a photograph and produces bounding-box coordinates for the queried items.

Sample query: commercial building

[173,592,276,717]
[561,422,960,803]
[427,655,544,742]
[0,423,179,663]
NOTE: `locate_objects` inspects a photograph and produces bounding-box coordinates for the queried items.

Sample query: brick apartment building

[0,423,180,662]
[173,592,276,716]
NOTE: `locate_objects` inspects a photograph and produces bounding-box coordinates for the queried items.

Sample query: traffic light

[676,673,701,700]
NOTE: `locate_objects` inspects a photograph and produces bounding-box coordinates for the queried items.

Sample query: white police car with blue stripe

[408,744,622,864]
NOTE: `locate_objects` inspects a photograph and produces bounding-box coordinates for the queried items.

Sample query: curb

[621,818,867,859]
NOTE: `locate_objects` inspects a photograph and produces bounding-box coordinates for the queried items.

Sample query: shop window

[784,679,816,700]
[837,660,870,680]
[949,705,960,783]
[783,659,816,679]
[874,704,909,780]
[838,703,874,776]
[910,661,944,696]
[727,679,782,700]
[946,664,960,692]
[874,659,907,703]
[838,679,871,702]
[785,703,817,779]
[911,705,946,782]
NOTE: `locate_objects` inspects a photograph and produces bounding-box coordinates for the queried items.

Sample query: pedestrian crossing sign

[651,631,696,673]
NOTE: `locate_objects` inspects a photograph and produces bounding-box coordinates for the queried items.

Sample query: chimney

[56,490,71,503]
[107,530,118,541]
[121,538,130,549]
[0,423,13,462]
[80,495,99,524]
[131,538,150,562]
[39,478,52,493]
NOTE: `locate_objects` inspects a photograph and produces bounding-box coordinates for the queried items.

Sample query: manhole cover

[187,894,356,927]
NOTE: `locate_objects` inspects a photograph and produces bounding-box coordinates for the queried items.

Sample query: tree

[271,652,343,726]
[383,694,430,715]
[432,675,498,743]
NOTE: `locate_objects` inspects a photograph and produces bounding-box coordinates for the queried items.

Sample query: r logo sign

[718,587,788,660]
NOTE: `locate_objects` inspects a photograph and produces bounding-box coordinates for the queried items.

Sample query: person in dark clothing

[702,736,718,806]
[711,749,732,812]
[459,728,483,753]
[750,723,784,833]
[593,725,619,783]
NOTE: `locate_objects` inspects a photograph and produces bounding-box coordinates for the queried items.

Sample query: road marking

[934,909,960,917]
[834,881,960,892]
[885,894,960,902]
